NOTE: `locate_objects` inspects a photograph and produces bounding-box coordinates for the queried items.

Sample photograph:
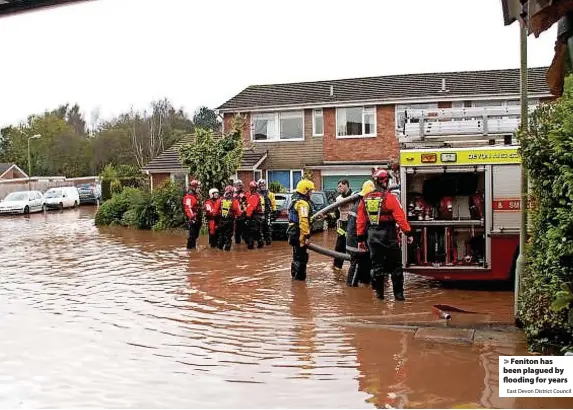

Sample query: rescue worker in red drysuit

[245,180,265,249]
[204,188,220,248]
[356,169,413,300]
[233,180,248,245]
[214,185,243,251]
[183,180,202,249]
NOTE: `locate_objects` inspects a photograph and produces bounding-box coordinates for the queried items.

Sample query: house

[142,135,268,191]
[0,163,28,180]
[215,66,552,192]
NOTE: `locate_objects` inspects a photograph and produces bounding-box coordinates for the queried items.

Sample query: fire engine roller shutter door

[322,175,372,192]
[492,164,521,231]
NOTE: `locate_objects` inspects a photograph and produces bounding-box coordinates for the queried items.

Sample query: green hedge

[95,181,186,231]
[518,76,573,354]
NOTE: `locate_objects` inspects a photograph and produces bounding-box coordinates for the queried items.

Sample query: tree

[192,106,220,132]
[179,116,244,196]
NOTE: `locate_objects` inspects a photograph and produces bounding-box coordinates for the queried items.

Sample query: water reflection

[0,208,570,408]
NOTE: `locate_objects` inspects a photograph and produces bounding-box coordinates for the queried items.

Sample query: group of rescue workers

[182,167,413,302]
[286,168,413,301]
[182,178,276,251]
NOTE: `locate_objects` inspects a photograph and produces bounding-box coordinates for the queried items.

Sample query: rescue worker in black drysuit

[233,180,248,245]
[356,169,413,300]
[257,178,275,246]
[345,179,375,287]
[287,179,315,281]
[214,185,243,251]
[333,179,353,273]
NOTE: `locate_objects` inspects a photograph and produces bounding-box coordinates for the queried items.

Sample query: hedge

[518,75,573,354]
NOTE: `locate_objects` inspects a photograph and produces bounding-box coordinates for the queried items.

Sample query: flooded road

[1,207,571,409]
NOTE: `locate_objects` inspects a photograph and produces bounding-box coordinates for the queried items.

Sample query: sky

[0,0,558,129]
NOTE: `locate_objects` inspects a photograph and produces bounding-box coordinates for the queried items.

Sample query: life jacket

[260,190,272,214]
[364,191,393,226]
[344,196,366,253]
[258,193,266,214]
[220,198,234,219]
[235,191,247,211]
[288,193,309,225]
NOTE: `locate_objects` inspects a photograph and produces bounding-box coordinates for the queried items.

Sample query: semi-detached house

[216,66,552,192]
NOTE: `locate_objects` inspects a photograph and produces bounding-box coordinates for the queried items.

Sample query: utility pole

[27,134,41,191]
[515,0,529,324]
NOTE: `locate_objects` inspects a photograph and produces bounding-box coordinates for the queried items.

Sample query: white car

[43,187,80,210]
[0,190,45,215]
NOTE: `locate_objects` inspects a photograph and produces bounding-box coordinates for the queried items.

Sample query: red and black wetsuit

[245,190,265,249]
[356,189,412,300]
[233,190,248,245]
[214,196,242,251]
[183,190,202,249]
[204,198,218,248]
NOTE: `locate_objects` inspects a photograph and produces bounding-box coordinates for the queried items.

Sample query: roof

[142,135,267,173]
[0,162,28,178]
[0,0,92,17]
[217,66,551,112]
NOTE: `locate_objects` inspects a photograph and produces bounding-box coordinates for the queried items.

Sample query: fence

[0,176,100,200]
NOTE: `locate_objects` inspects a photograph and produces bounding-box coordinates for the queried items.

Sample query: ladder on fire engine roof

[397,104,538,149]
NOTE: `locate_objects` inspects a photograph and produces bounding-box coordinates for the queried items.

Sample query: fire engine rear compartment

[401,167,489,270]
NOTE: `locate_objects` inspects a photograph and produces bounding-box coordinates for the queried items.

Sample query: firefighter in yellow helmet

[287,179,315,281]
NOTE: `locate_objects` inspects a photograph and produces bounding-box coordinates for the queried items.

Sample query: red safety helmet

[372,169,390,185]
[249,180,258,189]
[189,179,200,188]
[224,185,234,195]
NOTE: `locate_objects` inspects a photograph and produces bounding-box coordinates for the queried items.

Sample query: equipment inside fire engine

[405,171,485,267]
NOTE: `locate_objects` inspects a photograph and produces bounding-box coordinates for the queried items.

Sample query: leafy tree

[192,106,220,132]
[518,75,573,353]
[179,116,244,196]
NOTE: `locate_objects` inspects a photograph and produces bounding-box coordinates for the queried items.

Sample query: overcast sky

[0,0,558,128]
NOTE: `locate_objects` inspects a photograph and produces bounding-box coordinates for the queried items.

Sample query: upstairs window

[312,109,324,136]
[336,106,376,138]
[252,111,304,141]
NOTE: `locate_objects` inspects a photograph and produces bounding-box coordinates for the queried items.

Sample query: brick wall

[151,173,171,190]
[323,105,399,163]
[237,171,252,186]
[308,169,321,190]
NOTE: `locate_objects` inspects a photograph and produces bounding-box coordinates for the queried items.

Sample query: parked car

[43,187,80,210]
[270,191,331,239]
[77,183,101,204]
[0,190,45,215]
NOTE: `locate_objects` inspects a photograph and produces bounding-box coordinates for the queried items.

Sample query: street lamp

[27,134,41,190]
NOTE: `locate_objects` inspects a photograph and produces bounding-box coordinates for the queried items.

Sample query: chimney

[329,85,334,96]
[439,78,449,93]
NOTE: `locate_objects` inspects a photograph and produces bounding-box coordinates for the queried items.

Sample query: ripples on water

[0,208,570,409]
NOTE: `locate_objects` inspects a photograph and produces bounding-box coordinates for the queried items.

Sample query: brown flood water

[1,207,571,409]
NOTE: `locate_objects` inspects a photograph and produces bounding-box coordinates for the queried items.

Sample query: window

[336,106,376,138]
[171,173,188,189]
[267,169,303,191]
[312,109,323,136]
[251,111,304,141]
[253,169,263,182]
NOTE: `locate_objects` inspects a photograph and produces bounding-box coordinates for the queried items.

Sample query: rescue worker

[257,178,276,246]
[356,169,413,301]
[233,180,248,245]
[333,179,353,272]
[204,188,219,248]
[287,179,315,281]
[214,185,243,251]
[245,180,265,249]
[345,180,375,287]
[183,180,202,249]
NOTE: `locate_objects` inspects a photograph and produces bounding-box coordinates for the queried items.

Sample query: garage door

[322,175,372,192]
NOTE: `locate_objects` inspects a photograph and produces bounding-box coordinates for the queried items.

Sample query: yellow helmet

[361,180,375,196]
[295,179,315,196]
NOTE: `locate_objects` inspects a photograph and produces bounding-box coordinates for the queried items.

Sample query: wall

[0,177,99,200]
[223,111,324,169]
[323,105,399,163]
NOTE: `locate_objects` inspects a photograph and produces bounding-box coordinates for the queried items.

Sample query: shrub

[150,181,187,231]
[95,187,144,226]
[269,181,287,193]
[517,75,573,354]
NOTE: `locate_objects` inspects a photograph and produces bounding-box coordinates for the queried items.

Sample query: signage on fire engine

[494,199,521,211]
[400,147,521,166]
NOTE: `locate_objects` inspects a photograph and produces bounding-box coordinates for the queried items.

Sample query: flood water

[1,207,571,409]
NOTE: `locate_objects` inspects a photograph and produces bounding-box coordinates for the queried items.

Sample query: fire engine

[397,145,522,281]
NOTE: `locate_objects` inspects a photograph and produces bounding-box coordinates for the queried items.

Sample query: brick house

[142,135,267,191]
[0,163,28,180]
[215,66,552,192]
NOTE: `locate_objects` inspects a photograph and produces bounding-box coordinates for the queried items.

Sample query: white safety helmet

[209,188,219,198]
[257,178,267,189]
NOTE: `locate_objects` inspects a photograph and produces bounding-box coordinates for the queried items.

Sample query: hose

[307,243,351,261]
